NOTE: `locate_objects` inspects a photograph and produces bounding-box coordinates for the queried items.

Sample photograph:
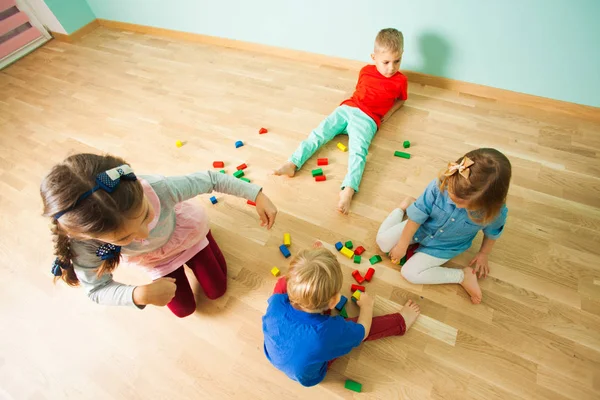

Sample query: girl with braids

[376,148,512,304]
[41,153,278,317]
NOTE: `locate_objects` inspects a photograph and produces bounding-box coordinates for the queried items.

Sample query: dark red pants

[165,231,227,318]
[273,277,406,368]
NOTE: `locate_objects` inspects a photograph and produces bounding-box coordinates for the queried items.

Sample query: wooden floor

[1,27,600,400]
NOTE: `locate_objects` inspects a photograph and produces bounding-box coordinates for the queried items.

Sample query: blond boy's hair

[287,248,343,311]
[375,28,404,54]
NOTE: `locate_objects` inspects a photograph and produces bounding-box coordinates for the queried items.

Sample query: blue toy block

[209,196,217,204]
[235,140,244,148]
[335,242,343,251]
[279,244,291,258]
[335,295,348,311]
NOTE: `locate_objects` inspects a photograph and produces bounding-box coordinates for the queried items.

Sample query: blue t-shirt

[406,179,508,259]
[262,294,365,387]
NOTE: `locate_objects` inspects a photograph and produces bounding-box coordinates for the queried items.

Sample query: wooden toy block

[335,242,343,251]
[352,270,365,284]
[351,284,365,292]
[337,142,348,152]
[345,241,353,249]
[394,150,411,159]
[283,233,291,247]
[353,255,361,264]
[369,255,382,265]
[317,158,328,166]
[311,168,323,177]
[259,127,268,134]
[236,163,248,170]
[340,246,354,259]
[403,140,411,148]
[209,196,217,204]
[240,177,250,183]
[235,140,244,148]
[351,290,362,302]
[176,140,183,147]
[345,379,362,392]
[354,246,365,255]
[271,267,280,277]
[315,175,326,182]
[213,161,224,168]
[219,170,226,174]
[247,200,256,206]
[364,267,375,281]
[279,244,291,258]
[233,170,245,178]
[339,307,348,318]
[335,295,348,311]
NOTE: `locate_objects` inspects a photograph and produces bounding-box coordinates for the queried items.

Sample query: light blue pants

[289,105,377,192]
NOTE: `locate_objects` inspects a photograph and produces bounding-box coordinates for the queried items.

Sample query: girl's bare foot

[399,299,421,330]
[399,196,416,212]
[337,187,355,214]
[313,240,323,248]
[460,267,482,304]
[273,161,297,177]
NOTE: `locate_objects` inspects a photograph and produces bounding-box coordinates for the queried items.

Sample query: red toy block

[352,270,365,284]
[259,127,268,134]
[317,158,328,166]
[247,200,256,206]
[354,246,365,255]
[351,284,366,292]
[236,163,248,170]
[315,175,326,182]
[364,267,375,282]
[213,161,224,168]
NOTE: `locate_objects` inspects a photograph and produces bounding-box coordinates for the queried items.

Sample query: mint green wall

[44,0,96,34]
[86,0,600,107]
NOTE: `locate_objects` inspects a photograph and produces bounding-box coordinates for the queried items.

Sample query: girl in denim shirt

[376,148,511,304]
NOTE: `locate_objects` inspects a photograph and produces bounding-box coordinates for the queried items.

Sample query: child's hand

[389,241,408,264]
[144,277,177,306]
[469,252,489,278]
[255,192,278,229]
[356,292,374,309]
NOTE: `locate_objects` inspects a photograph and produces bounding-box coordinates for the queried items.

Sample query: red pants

[272,277,406,367]
[164,231,227,318]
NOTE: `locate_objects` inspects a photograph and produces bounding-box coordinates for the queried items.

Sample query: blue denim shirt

[406,179,508,259]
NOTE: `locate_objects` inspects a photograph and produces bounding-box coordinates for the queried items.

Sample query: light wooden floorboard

[0,27,599,399]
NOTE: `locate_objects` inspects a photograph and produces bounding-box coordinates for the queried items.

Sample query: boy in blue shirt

[262,242,421,387]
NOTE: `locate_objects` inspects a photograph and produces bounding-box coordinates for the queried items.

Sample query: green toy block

[345,240,353,249]
[345,379,362,392]
[219,169,226,174]
[369,255,382,265]
[403,140,411,148]
[233,170,245,178]
[354,255,361,264]
[240,177,251,183]
[339,307,348,318]
[311,168,323,177]
[400,255,407,266]
[394,151,411,159]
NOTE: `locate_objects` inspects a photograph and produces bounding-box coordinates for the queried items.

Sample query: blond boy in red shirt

[275,28,408,214]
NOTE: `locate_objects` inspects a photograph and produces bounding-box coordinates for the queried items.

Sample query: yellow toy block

[340,246,354,259]
[283,233,291,247]
[337,142,347,152]
[352,290,362,302]
[271,267,280,277]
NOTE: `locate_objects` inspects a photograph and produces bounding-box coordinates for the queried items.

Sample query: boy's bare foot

[461,267,482,304]
[273,161,297,177]
[313,240,323,248]
[337,187,355,214]
[399,196,416,212]
[399,299,421,330]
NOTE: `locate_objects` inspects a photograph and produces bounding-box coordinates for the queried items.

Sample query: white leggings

[376,208,464,285]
